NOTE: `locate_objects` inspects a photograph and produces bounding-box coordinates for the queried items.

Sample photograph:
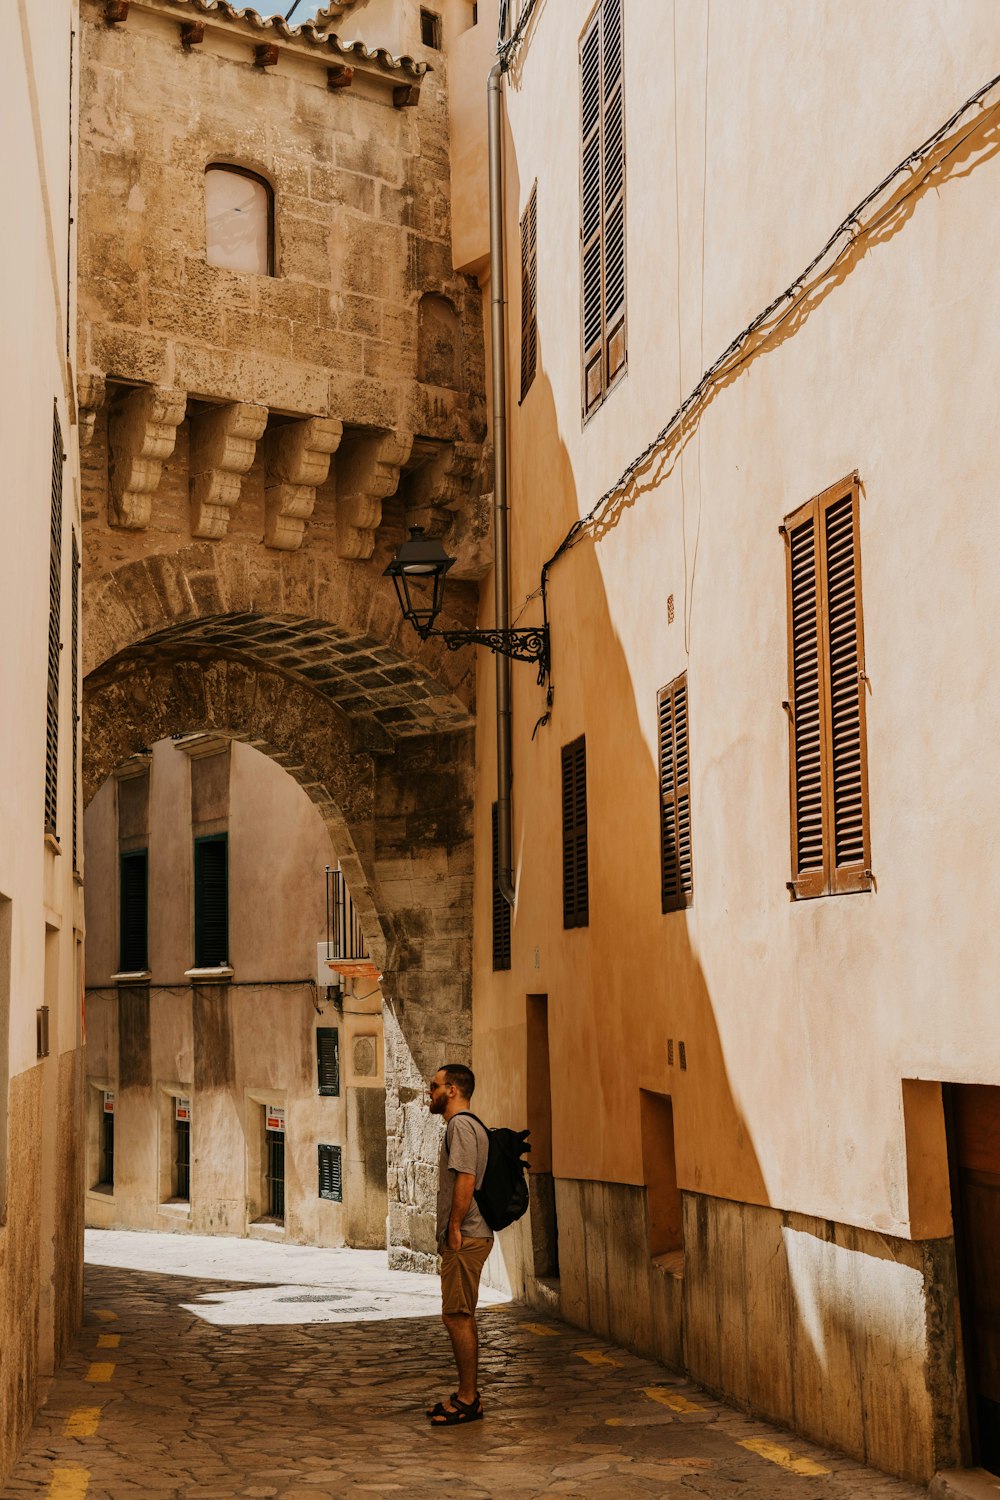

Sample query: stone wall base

[502,1178,967,1486]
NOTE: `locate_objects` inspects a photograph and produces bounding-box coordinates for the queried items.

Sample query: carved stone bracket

[334,429,414,560]
[77,373,106,449]
[108,386,187,530]
[189,401,268,540]
[403,439,480,538]
[264,415,343,551]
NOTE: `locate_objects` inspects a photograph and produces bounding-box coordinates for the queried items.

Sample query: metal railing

[325,865,368,962]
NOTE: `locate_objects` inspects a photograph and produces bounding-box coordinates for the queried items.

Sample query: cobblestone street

[2,1231,927,1500]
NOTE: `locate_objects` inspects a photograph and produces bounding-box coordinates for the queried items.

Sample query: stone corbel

[189,401,268,539]
[108,386,187,530]
[334,429,413,560]
[264,415,343,551]
[403,439,479,538]
[77,373,106,449]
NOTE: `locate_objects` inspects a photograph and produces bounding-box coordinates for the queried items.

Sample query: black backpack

[455,1112,531,1231]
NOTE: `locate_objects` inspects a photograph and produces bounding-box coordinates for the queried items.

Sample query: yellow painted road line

[738,1437,830,1476]
[63,1408,101,1438]
[48,1465,90,1497]
[85,1363,115,1384]
[641,1384,706,1413]
[577,1349,621,1367]
[93,1309,116,1323]
[521,1322,558,1337]
[96,1333,120,1349]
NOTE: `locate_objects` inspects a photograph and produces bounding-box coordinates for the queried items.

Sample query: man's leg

[441,1310,478,1405]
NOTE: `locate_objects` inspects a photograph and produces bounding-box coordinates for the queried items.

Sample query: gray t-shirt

[436,1113,493,1248]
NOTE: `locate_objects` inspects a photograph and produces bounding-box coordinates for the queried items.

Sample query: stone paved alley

[1,1231,928,1500]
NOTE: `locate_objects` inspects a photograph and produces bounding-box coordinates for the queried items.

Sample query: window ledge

[158,1200,191,1216]
[111,970,151,985]
[184,966,234,982]
[44,832,62,856]
[88,1184,114,1198]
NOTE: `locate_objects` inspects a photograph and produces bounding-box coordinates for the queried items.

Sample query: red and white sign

[103,1090,115,1115]
[175,1097,191,1123]
[266,1105,285,1132]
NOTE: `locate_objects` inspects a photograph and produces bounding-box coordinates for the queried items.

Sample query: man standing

[426,1063,493,1426]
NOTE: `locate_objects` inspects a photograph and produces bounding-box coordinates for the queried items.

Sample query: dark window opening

[318,1143,343,1202]
[266,1128,285,1220]
[119,849,149,972]
[420,8,442,47]
[36,1006,50,1060]
[99,1109,115,1189]
[174,1117,191,1201]
[561,736,589,928]
[317,1027,340,1097]
[194,834,228,967]
[492,802,511,970]
[45,403,63,835]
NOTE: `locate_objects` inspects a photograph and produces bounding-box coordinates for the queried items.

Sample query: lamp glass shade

[384,528,455,635]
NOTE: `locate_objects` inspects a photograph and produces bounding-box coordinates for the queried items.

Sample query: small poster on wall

[266,1106,285,1132]
[103,1091,115,1115]
[175,1097,191,1123]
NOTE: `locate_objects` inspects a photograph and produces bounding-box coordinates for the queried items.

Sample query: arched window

[204,165,274,277]
[418,293,461,388]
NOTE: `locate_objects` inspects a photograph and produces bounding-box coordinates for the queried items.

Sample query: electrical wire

[509,63,1000,623]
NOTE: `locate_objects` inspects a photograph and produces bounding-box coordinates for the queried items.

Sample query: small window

[561,736,588,929]
[174,1109,191,1202]
[317,1027,340,1097]
[193,834,228,968]
[318,1143,343,1202]
[491,803,511,970]
[36,1006,50,1060]
[119,849,149,972]
[420,8,442,47]
[204,165,274,277]
[520,184,538,401]
[784,475,871,898]
[658,674,693,911]
[99,1093,115,1189]
[266,1124,285,1221]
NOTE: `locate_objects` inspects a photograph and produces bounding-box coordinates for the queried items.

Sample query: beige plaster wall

[459,0,1000,1475]
[84,737,387,1248]
[0,1,85,1481]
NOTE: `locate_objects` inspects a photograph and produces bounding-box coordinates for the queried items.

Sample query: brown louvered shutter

[580,0,626,417]
[44,404,64,836]
[561,736,588,928]
[491,802,511,970]
[784,475,871,898]
[520,184,538,401]
[658,674,693,911]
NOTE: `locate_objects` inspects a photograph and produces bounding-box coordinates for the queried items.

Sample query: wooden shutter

[71,531,80,870]
[561,736,588,928]
[45,404,63,835]
[318,1142,343,1202]
[491,802,512,970]
[520,183,538,401]
[194,834,229,966]
[784,475,871,898]
[580,0,626,417]
[658,674,693,911]
[316,1027,340,1096]
[119,850,149,972]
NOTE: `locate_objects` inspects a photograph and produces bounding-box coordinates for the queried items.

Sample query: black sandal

[429,1393,483,1426]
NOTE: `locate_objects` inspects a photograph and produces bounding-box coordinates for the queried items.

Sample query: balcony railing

[325,865,369,963]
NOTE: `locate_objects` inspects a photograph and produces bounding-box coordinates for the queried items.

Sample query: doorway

[946,1083,1000,1473]
[526,995,558,1279]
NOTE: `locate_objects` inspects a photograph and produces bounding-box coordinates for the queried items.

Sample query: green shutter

[119,850,149,972]
[316,1027,340,1096]
[318,1143,343,1202]
[194,834,228,967]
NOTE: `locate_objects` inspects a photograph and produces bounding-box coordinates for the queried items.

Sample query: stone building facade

[84,735,387,1248]
[77,0,491,1266]
[0,1,86,1483]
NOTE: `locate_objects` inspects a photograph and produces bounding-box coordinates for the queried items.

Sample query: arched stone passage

[83,646,473,1267]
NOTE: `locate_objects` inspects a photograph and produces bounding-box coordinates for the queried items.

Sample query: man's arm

[448,1171,475,1251]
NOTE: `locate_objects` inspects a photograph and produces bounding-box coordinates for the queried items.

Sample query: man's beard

[428,1094,445,1115]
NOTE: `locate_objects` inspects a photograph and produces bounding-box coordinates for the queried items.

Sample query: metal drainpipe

[488,56,515,907]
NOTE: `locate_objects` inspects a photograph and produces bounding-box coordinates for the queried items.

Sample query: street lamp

[384,527,550,679]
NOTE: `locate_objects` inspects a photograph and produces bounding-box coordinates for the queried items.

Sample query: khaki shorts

[440,1235,492,1315]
